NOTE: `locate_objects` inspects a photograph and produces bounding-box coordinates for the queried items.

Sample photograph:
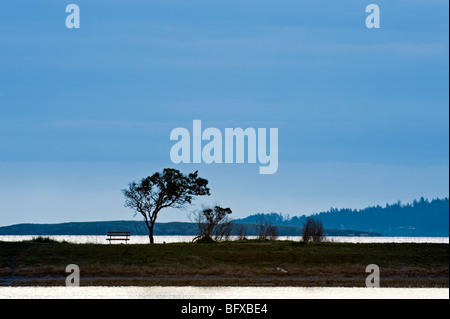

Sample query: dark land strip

[0,240,448,287]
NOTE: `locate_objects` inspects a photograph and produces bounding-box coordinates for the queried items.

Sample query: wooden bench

[106,231,130,244]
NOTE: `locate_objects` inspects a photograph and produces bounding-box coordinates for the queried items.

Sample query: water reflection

[0,286,448,299]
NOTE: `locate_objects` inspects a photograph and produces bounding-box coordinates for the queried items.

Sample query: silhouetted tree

[256,217,279,240]
[236,224,248,240]
[192,205,233,242]
[302,218,325,242]
[122,168,210,243]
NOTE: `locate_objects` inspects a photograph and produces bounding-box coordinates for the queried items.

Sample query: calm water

[0,286,448,299]
[0,235,448,244]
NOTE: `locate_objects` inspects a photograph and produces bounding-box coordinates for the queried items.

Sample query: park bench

[106,231,130,244]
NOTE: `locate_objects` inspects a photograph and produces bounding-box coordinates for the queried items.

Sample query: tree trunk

[149,226,154,244]
[144,219,155,244]
[148,210,160,244]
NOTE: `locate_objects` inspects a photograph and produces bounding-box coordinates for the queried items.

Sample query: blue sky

[0,0,448,226]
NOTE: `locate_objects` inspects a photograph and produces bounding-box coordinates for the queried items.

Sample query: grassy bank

[0,240,448,287]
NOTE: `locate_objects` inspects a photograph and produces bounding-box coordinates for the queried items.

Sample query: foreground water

[0,235,448,244]
[0,286,448,299]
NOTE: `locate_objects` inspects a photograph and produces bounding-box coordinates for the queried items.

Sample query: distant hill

[0,220,378,237]
[1,197,446,237]
[236,197,449,237]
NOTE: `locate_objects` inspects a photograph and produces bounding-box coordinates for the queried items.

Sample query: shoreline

[2,275,449,288]
[0,235,448,245]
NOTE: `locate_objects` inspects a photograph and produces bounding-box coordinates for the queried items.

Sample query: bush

[256,217,279,240]
[27,236,61,243]
[191,205,233,242]
[302,218,325,242]
[194,235,216,244]
[236,224,248,240]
